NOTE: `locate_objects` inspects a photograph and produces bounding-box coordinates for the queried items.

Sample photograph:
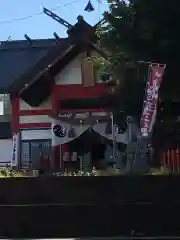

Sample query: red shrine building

[1,16,131,170]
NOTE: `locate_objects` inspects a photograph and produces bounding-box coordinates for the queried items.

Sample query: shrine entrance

[51,112,130,171]
[67,129,110,171]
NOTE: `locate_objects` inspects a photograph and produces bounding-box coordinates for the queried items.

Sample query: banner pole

[134,63,151,166]
[136,62,166,172]
[111,112,116,163]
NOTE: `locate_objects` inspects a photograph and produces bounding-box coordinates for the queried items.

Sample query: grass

[0,166,175,177]
[0,168,26,178]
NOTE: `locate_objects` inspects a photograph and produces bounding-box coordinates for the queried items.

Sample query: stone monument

[125,117,150,174]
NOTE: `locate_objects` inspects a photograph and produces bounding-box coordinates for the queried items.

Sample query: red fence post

[167,149,170,171]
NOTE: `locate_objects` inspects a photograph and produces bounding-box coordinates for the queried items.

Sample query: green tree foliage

[97,0,180,124]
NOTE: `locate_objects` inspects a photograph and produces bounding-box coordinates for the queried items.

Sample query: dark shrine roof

[0,18,104,106]
[0,38,57,92]
[8,37,72,95]
[9,20,97,95]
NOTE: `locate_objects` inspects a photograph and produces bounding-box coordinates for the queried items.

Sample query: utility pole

[111,112,116,164]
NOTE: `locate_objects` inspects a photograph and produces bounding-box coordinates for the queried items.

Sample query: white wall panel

[21,129,51,140]
[19,115,51,124]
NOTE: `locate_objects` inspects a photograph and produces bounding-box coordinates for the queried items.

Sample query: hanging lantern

[68,127,76,138]
[84,0,95,12]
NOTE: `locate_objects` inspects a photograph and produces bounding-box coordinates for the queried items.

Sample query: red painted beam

[20,109,51,116]
[19,108,107,117]
[20,108,107,120]
[58,108,106,113]
[55,84,107,100]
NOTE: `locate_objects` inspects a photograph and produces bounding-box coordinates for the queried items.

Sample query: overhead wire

[0,0,82,26]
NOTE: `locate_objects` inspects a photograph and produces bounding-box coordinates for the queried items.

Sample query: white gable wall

[19,49,105,125]
[55,53,83,85]
[55,50,106,85]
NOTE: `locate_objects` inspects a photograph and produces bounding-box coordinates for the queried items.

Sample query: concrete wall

[0,177,177,238]
[0,139,12,166]
[0,94,11,116]
[0,114,11,122]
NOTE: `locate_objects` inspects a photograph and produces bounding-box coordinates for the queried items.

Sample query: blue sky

[0,0,108,41]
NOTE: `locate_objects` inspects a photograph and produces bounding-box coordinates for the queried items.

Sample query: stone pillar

[52,144,61,170]
[125,141,137,173]
[125,138,149,174]
[134,138,149,173]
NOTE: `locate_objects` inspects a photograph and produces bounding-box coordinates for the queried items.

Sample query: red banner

[141,64,165,137]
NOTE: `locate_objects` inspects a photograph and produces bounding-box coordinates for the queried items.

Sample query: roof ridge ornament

[53,32,60,43]
[24,34,32,45]
[77,15,84,22]
[43,7,72,29]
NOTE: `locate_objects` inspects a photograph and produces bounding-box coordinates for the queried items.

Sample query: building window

[21,141,30,168]
[21,140,51,169]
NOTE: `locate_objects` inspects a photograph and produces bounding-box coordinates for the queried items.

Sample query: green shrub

[0,167,25,178]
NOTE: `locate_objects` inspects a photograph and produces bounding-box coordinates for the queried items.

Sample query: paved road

[4,236,180,239]
[34,237,180,240]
